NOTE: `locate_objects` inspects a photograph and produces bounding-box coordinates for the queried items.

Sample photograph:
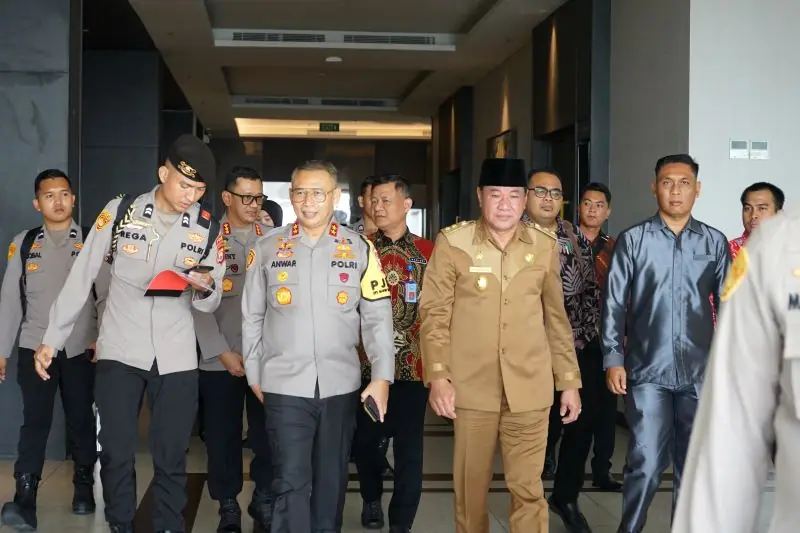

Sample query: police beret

[478,158,527,189]
[167,134,216,183]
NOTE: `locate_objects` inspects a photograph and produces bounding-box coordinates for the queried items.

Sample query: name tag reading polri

[469,266,492,274]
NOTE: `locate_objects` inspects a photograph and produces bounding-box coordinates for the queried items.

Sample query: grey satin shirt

[42,187,225,374]
[0,223,98,358]
[242,220,394,399]
[601,214,730,387]
[194,218,268,372]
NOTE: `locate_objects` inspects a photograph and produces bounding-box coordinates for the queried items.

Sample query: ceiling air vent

[215,29,457,52]
[232,95,399,111]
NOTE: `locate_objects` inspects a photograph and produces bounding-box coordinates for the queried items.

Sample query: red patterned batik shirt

[728,232,748,260]
[359,229,434,382]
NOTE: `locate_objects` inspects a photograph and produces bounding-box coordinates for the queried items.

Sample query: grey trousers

[618,382,700,533]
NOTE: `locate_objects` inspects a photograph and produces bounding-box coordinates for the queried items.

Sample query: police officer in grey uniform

[0,169,101,531]
[672,211,797,533]
[193,166,273,533]
[242,160,394,533]
[34,135,225,533]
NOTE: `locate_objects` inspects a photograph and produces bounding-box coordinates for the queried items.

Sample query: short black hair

[225,166,262,191]
[360,176,376,196]
[371,174,411,198]
[580,182,612,205]
[655,154,699,177]
[527,167,563,184]
[740,182,785,211]
[34,169,72,196]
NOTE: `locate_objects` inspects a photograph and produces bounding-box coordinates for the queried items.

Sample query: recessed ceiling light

[325,56,343,63]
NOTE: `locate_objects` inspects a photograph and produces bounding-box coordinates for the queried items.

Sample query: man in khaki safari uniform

[420,158,582,533]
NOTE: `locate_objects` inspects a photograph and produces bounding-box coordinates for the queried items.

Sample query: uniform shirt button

[503,275,509,281]
[504,299,509,305]
[501,348,506,355]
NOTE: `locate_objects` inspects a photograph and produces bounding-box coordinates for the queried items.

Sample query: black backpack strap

[107,193,135,265]
[197,205,220,264]
[80,225,99,302]
[18,227,42,319]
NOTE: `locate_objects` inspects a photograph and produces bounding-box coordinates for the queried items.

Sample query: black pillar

[0,0,82,459]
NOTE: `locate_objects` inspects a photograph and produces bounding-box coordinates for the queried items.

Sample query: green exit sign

[319,122,340,132]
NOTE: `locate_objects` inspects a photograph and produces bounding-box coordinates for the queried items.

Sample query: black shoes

[1,473,40,532]
[548,497,593,533]
[217,498,242,532]
[390,526,411,533]
[592,472,623,492]
[247,488,273,532]
[361,500,384,529]
[109,523,134,533]
[72,465,96,515]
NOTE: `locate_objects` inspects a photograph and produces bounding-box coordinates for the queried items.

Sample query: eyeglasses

[226,190,265,206]
[290,188,334,204]
[529,187,563,200]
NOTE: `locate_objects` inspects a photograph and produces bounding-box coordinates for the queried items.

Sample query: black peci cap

[166,134,216,183]
[478,158,527,189]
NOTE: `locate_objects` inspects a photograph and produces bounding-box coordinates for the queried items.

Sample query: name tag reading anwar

[469,266,492,274]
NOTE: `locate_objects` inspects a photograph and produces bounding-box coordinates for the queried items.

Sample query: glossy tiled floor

[0,408,777,532]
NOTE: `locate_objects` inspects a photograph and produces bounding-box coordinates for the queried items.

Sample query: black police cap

[478,158,527,189]
[166,134,216,183]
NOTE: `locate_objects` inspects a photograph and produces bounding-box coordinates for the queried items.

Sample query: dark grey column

[81,50,161,221]
[0,0,82,459]
[590,0,611,187]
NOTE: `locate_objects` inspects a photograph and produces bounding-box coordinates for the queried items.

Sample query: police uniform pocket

[694,253,715,261]
[327,267,360,310]
[175,252,203,270]
[267,265,299,308]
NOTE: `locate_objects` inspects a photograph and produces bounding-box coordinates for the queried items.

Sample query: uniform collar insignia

[291,222,300,237]
[328,222,339,237]
[181,213,191,227]
[222,222,232,236]
[254,223,263,236]
[143,203,154,219]
[69,228,78,239]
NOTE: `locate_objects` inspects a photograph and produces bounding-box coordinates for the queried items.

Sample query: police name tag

[469,266,492,273]
[404,281,418,303]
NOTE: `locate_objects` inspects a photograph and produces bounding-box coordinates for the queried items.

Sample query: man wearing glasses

[523,169,600,533]
[242,160,394,533]
[193,166,273,532]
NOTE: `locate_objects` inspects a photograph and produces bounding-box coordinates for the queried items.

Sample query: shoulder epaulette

[532,223,557,240]
[441,220,475,235]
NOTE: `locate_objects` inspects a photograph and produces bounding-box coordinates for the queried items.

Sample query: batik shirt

[359,229,435,381]
[522,213,600,347]
[729,232,749,260]
[589,231,617,294]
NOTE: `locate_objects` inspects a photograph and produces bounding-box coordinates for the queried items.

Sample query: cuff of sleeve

[603,353,624,370]
[41,332,63,352]
[423,366,451,386]
[555,374,582,391]
[245,361,261,388]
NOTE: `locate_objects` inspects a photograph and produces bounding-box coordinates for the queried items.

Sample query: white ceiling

[128,0,565,137]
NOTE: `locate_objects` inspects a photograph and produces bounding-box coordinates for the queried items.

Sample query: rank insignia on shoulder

[222,222,231,236]
[7,242,16,261]
[255,223,263,236]
[95,209,112,232]
[442,220,473,234]
[721,247,749,302]
[532,223,557,240]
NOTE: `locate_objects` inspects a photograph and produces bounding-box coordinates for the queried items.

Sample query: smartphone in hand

[363,395,381,423]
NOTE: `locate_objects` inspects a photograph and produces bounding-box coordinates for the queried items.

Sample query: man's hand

[34,345,56,381]
[429,378,457,419]
[0,358,6,382]
[607,367,627,395]
[250,384,264,404]
[560,388,582,424]
[219,351,245,377]
[606,366,628,394]
[187,270,213,292]
[361,379,390,423]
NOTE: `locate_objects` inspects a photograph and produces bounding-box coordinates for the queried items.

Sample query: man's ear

[157,166,169,184]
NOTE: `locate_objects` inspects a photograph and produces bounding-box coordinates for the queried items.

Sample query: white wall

[608,0,691,235]
[470,41,533,215]
[688,0,800,238]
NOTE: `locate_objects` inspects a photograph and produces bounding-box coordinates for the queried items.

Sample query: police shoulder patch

[246,248,256,271]
[7,242,16,261]
[442,220,474,235]
[721,246,749,302]
[95,209,112,231]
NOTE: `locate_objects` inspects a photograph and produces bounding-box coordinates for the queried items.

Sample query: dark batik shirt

[522,213,600,347]
[589,231,617,295]
[359,229,435,381]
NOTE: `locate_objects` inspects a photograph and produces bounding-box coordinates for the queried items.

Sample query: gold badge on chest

[475,275,488,291]
[525,253,535,264]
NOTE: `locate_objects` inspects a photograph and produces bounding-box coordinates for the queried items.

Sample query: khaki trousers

[453,404,549,533]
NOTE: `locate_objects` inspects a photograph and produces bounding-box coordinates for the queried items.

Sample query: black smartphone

[363,395,381,423]
[186,265,213,273]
